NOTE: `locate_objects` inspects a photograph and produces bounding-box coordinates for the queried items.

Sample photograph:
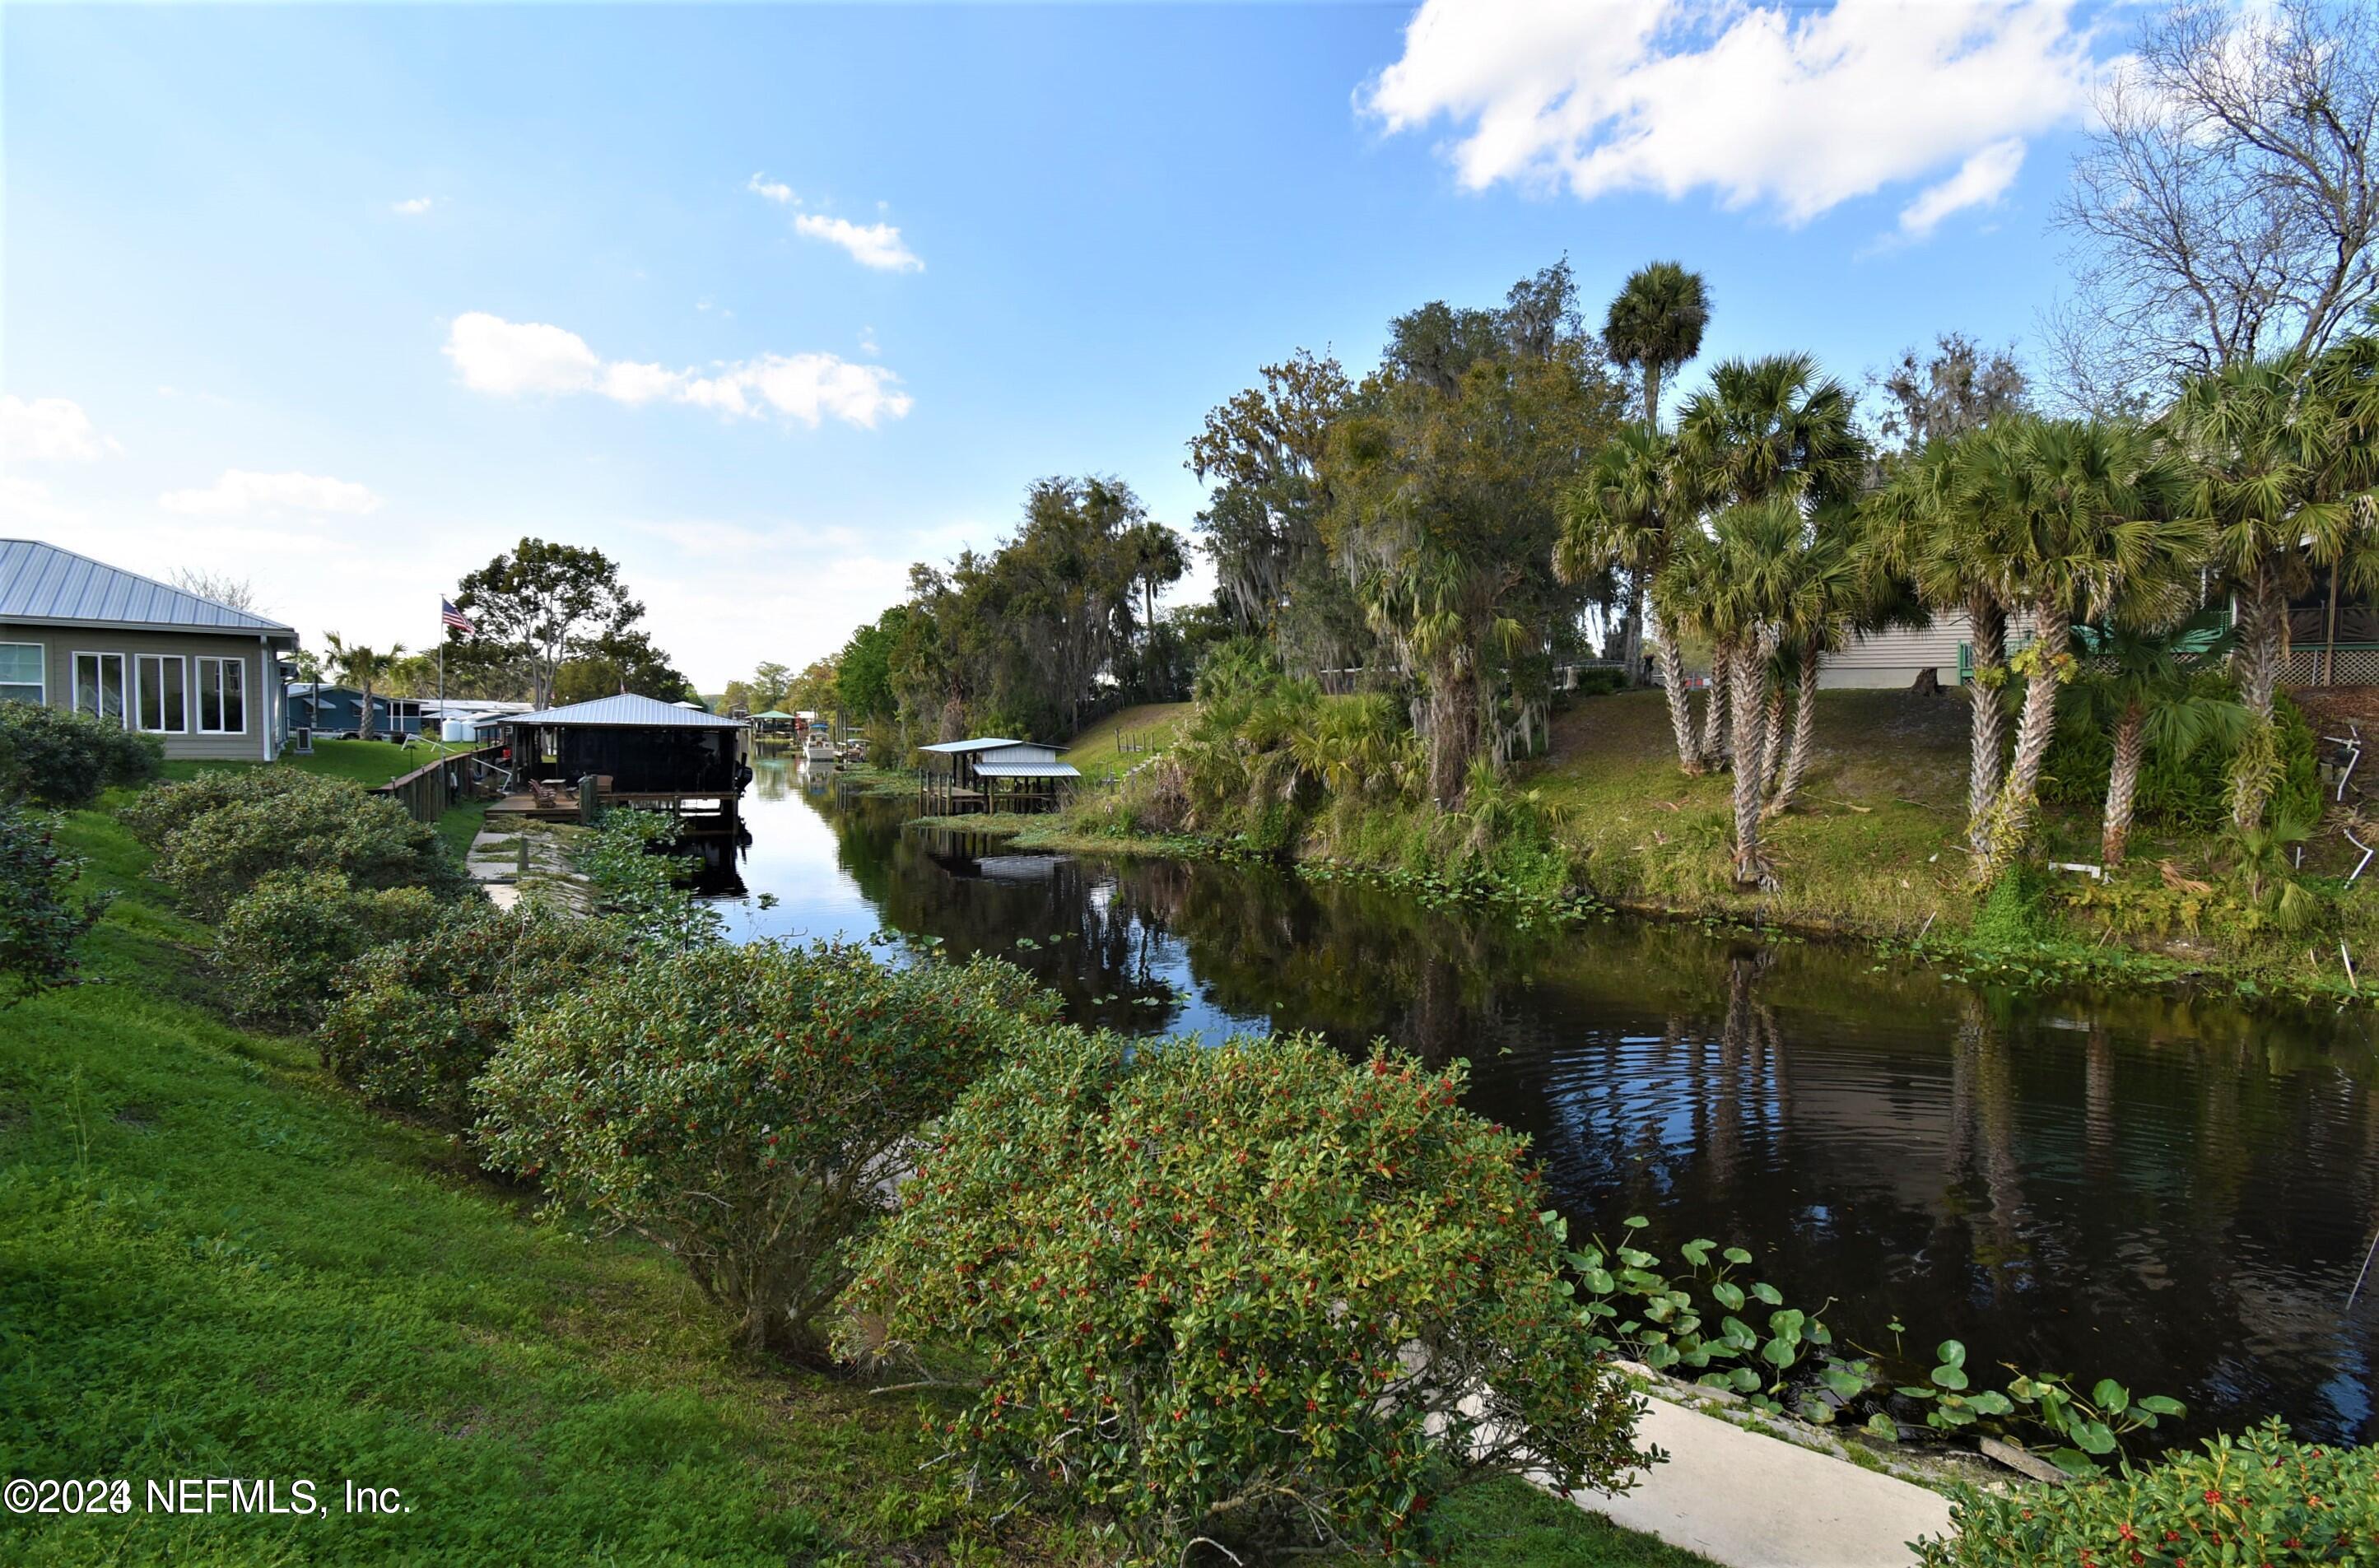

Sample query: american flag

[440,598,477,635]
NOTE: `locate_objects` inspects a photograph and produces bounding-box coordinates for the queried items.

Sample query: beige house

[1,538,299,762]
[1821,616,1980,689]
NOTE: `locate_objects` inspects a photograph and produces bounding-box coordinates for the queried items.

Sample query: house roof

[0,538,296,634]
[751,709,798,720]
[919,737,1022,754]
[503,692,747,729]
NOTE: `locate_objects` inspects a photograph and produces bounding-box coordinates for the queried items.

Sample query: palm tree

[323,632,406,743]
[1603,263,1711,684]
[1557,426,1711,771]
[1763,507,1873,820]
[1961,418,2198,886]
[1671,351,1863,772]
[1659,496,1807,889]
[1675,354,1863,513]
[1869,435,2018,850]
[2165,348,2378,830]
[2072,616,2246,866]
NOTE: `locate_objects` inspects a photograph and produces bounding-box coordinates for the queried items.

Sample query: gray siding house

[0,538,299,762]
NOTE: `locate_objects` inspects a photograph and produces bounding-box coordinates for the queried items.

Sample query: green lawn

[1523,687,1974,934]
[164,736,482,789]
[0,804,1703,1566]
[1062,702,1192,783]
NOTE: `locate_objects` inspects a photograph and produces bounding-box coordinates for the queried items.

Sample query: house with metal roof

[1,537,300,761]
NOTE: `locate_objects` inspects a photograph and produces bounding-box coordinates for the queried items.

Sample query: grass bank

[0,803,1704,1566]
[1044,688,2379,1004]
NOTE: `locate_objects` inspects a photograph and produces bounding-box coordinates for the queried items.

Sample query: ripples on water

[710,758,2379,1445]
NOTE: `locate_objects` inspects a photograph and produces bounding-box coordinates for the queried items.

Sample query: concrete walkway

[1569,1389,1956,1568]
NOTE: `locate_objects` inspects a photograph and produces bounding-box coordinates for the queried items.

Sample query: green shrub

[840,1031,1646,1566]
[214,870,454,1031]
[2041,678,2320,835]
[320,905,631,1129]
[119,766,317,847]
[474,940,1055,1359]
[0,700,162,808]
[151,775,469,919]
[1570,667,1626,698]
[577,807,723,948]
[1915,1419,2378,1566]
[0,806,109,1003]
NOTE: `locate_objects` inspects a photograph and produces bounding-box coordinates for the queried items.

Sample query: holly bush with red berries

[839,1030,1648,1566]
[473,938,1055,1361]
[1915,1418,2378,1566]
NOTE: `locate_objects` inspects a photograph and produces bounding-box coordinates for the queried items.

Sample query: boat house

[919,737,1080,814]
[491,692,751,833]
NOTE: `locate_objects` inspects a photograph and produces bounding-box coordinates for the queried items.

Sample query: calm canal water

[710,751,2379,1447]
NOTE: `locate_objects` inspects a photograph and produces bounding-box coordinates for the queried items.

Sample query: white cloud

[793,212,924,272]
[445,311,913,428]
[1,395,115,462]
[158,470,384,518]
[1897,137,2027,239]
[1361,0,2097,230]
[747,172,796,205]
[393,196,434,216]
[445,311,604,395]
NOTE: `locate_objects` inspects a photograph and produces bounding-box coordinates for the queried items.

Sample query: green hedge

[1916,1420,2377,1566]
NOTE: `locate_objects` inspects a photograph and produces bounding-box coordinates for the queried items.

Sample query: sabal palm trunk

[1654,626,1705,775]
[359,678,376,742]
[1973,611,2071,886]
[1965,594,2009,854]
[2228,561,2285,832]
[2102,700,2145,867]
[1621,579,1647,688]
[1729,644,1772,890]
[1766,644,1820,820]
[1703,663,1731,770]
[1425,668,1477,804]
[1761,678,1787,796]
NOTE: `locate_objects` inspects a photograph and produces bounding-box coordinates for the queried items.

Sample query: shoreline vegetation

[934,688,2379,1011]
[2,738,1712,1566]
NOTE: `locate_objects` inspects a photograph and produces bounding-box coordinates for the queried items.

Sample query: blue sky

[4,2,2126,685]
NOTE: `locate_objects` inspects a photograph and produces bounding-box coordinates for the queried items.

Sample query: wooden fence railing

[370,744,508,824]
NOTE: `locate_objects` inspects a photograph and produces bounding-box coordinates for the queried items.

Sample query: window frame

[193,654,248,736]
[71,650,129,728]
[137,654,189,734]
[0,641,45,705]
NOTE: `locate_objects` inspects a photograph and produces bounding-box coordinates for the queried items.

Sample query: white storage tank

[442,719,478,743]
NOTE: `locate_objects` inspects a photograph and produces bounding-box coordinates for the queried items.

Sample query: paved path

[1570,1390,1956,1568]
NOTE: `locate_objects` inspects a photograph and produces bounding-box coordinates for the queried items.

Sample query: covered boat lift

[489,692,752,835]
[917,737,1079,815]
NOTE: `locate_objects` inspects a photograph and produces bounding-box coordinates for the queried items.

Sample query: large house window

[195,656,246,734]
[0,643,42,705]
[72,652,127,726]
[137,654,188,733]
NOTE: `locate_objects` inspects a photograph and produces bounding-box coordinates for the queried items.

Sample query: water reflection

[707,756,2379,1445]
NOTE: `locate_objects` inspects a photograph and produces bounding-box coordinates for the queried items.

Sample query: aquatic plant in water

[1569,1218,2185,1473]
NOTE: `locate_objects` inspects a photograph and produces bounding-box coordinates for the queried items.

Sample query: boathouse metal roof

[0,538,296,634]
[973,761,1081,779]
[503,692,747,729]
[919,737,1021,754]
